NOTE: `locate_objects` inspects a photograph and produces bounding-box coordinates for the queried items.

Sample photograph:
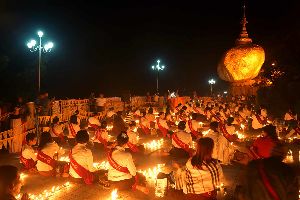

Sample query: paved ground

[1,134,298,200]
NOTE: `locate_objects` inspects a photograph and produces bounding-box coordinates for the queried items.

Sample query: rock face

[218,44,265,82]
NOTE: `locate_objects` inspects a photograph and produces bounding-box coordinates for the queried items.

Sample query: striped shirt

[183,158,224,194]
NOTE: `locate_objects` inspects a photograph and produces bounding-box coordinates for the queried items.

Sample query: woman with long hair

[175,137,224,200]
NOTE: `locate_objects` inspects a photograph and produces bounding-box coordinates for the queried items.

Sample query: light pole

[151,59,165,94]
[27,30,54,93]
[208,79,216,96]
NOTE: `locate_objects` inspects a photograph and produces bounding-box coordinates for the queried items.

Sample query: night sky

[0,0,299,99]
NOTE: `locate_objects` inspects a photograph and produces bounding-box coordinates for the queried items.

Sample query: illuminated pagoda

[217,2,265,96]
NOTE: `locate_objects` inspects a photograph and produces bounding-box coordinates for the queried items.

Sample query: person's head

[227,117,234,126]
[260,108,267,117]
[148,107,153,114]
[52,116,60,124]
[182,106,187,111]
[117,131,129,147]
[70,115,78,124]
[0,165,22,196]
[262,125,277,140]
[129,121,136,129]
[17,97,23,103]
[210,121,219,132]
[141,110,146,117]
[159,112,165,119]
[191,137,214,167]
[26,132,37,146]
[178,121,186,130]
[191,113,198,120]
[99,93,104,98]
[100,121,107,129]
[76,130,89,144]
[39,132,53,149]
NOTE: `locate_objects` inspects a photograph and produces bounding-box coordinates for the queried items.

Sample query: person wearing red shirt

[250,125,279,159]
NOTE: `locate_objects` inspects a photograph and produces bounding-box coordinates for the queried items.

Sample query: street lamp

[208,78,216,96]
[27,30,54,93]
[151,59,165,94]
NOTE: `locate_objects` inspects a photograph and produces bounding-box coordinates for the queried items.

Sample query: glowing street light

[151,59,165,94]
[27,30,54,93]
[208,78,216,96]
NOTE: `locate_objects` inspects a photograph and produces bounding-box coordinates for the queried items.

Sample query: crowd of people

[0,93,299,200]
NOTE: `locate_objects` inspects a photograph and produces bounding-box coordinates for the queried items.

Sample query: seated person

[139,111,151,135]
[186,113,202,138]
[107,132,149,194]
[235,144,298,200]
[156,112,170,137]
[69,130,100,184]
[126,121,144,153]
[92,121,109,148]
[174,137,224,200]
[36,132,66,177]
[206,122,235,165]
[20,133,37,171]
[170,121,193,161]
[250,125,279,159]
[67,115,81,146]
[50,116,65,143]
[0,165,29,200]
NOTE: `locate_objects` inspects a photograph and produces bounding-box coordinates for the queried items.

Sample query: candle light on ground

[111,189,118,200]
[143,139,164,151]
[16,182,71,200]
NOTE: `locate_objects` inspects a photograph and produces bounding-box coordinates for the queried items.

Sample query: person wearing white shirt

[108,132,149,194]
[20,132,37,170]
[96,94,106,112]
[156,112,170,130]
[206,122,234,165]
[252,109,268,130]
[36,132,65,176]
[68,115,81,139]
[69,130,99,183]
[170,121,193,161]
[186,113,201,137]
[50,116,65,143]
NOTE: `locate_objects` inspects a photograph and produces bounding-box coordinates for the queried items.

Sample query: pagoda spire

[236,0,252,45]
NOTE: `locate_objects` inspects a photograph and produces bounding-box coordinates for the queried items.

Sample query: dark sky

[0,0,299,99]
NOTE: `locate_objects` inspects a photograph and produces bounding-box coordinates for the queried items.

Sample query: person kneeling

[107,132,149,194]
[69,130,104,184]
[20,133,37,172]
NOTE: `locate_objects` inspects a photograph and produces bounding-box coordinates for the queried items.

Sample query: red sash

[140,122,150,135]
[107,151,139,189]
[172,133,193,156]
[69,151,94,185]
[258,163,280,200]
[210,110,222,123]
[157,119,168,137]
[20,155,36,170]
[37,150,56,168]
[219,123,238,143]
[294,127,300,135]
[127,141,139,153]
[188,120,198,138]
[255,114,266,125]
[69,124,77,137]
[52,126,65,142]
[90,123,107,147]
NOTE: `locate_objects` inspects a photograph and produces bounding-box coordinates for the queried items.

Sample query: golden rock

[218,3,265,83]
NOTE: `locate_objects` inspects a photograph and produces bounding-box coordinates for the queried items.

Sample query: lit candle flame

[111,189,118,200]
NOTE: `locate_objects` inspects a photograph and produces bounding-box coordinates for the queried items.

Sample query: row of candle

[143,139,164,151]
[16,182,71,200]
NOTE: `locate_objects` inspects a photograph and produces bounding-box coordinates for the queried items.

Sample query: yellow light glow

[111,189,118,200]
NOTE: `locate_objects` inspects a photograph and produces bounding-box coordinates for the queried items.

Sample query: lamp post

[208,79,216,96]
[151,59,165,94]
[27,31,54,93]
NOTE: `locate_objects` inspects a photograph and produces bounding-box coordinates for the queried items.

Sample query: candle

[143,139,164,151]
[111,189,118,200]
